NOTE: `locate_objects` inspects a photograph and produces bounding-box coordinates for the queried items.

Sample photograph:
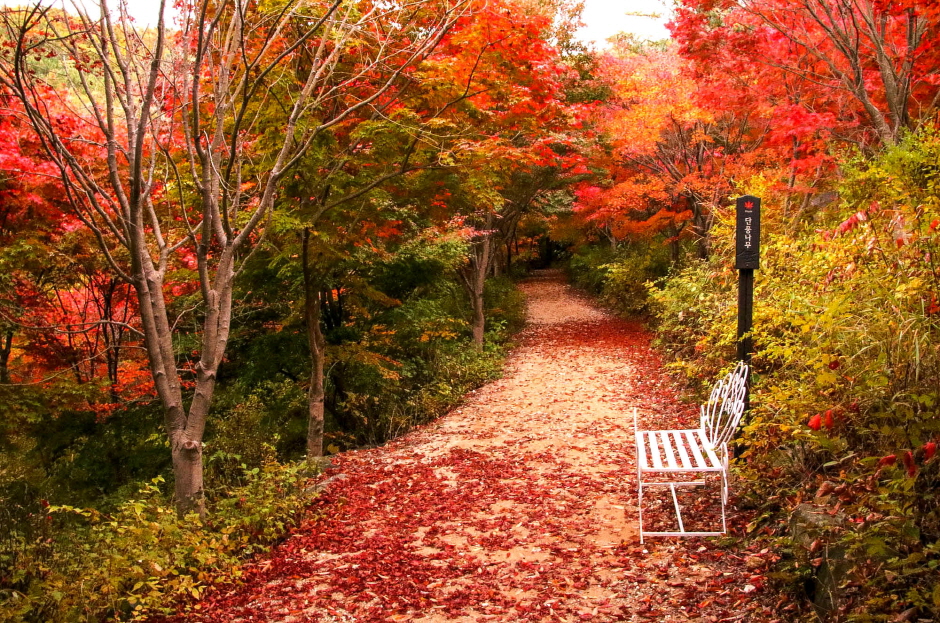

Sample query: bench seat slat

[636,427,649,472]
[660,432,679,469]
[695,429,722,469]
[672,432,693,469]
[685,430,707,468]
[648,432,664,470]
[634,362,749,544]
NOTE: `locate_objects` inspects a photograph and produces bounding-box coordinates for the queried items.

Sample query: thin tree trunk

[306,324,326,458]
[0,329,12,384]
[506,239,512,273]
[605,227,618,251]
[101,278,121,403]
[689,197,710,260]
[784,136,799,219]
[470,274,485,347]
[668,228,681,266]
[302,228,325,459]
[459,224,494,350]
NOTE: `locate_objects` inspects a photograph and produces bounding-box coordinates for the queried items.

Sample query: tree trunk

[132,243,236,517]
[506,238,513,273]
[689,197,710,260]
[100,278,122,403]
[602,226,617,251]
[302,228,326,459]
[306,327,326,459]
[459,221,494,350]
[0,329,12,384]
[132,266,195,514]
[171,438,204,515]
[668,232,681,267]
[470,280,485,347]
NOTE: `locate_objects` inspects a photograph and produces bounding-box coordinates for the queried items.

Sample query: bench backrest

[700,361,749,450]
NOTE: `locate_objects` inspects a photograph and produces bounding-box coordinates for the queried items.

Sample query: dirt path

[187,271,778,622]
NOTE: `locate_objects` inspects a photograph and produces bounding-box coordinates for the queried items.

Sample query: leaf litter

[163,270,779,622]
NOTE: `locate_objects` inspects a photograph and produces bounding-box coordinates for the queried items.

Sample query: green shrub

[568,244,615,295]
[484,274,527,338]
[329,274,520,447]
[0,460,317,622]
[569,242,672,316]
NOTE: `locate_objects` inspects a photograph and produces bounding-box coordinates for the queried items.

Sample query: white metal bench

[634,361,749,543]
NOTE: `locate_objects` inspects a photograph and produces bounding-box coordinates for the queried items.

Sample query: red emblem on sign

[745,201,754,209]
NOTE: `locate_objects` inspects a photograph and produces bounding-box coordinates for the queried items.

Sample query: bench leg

[635,409,645,545]
[670,483,685,533]
[638,468,645,545]
[720,469,728,535]
[722,469,728,505]
[638,480,645,545]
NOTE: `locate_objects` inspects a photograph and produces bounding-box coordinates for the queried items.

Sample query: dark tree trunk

[302,228,326,459]
[470,284,485,347]
[0,329,12,384]
[459,217,495,350]
[689,196,710,260]
[506,239,512,273]
[98,277,125,403]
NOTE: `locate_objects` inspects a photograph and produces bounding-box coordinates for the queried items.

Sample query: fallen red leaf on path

[154,272,776,622]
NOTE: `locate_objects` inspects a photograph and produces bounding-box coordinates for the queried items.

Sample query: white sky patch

[118,0,172,25]
[0,0,175,25]
[4,0,673,45]
[575,0,673,47]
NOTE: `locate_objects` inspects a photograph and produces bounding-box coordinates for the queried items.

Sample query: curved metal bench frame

[634,362,749,543]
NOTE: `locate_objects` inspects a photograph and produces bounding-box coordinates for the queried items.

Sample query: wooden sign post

[735,195,760,365]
